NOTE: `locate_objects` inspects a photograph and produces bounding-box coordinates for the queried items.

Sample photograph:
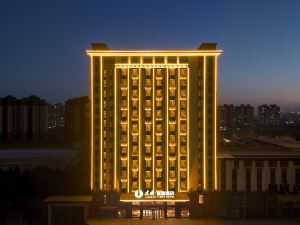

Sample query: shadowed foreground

[88,218,300,225]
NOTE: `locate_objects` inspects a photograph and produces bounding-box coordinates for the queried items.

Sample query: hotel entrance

[119,192,190,219]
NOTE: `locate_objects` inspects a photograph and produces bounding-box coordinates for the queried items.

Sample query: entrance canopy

[120,192,190,202]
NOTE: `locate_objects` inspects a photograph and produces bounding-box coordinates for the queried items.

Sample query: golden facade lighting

[87,43,222,194]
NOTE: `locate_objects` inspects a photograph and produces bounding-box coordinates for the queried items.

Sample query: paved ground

[88,218,300,225]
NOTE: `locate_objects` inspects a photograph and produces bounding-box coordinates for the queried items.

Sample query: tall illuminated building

[87,43,222,195]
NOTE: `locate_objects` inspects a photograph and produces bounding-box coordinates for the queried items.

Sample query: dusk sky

[1,0,300,111]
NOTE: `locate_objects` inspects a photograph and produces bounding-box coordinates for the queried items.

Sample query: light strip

[100,56,103,190]
[187,68,190,191]
[127,67,130,192]
[214,56,218,190]
[166,62,169,191]
[177,68,181,192]
[152,68,155,191]
[139,66,142,190]
[115,64,188,69]
[203,56,207,190]
[114,68,117,190]
[120,199,189,202]
[86,51,222,57]
[90,57,94,190]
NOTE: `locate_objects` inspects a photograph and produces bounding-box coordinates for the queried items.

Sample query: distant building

[281,112,300,125]
[218,104,254,130]
[258,104,280,126]
[0,95,48,141]
[48,103,65,137]
[65,96,90,142]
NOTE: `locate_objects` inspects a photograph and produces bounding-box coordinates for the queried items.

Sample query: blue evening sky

[0,0,300,111]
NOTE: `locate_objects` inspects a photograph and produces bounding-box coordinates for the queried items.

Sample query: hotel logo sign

[134,190,175,199]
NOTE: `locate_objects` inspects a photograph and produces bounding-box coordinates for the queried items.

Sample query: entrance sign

[134,190,175,199]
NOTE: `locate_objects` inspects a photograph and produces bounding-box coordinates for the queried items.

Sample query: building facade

[218,104,254,130]
[0,95,48,141]
[258,104,280,127]
[87,43,222,196]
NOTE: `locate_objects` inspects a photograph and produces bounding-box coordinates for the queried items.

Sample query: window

[146,160,151,167]
[170,171,175,178]
[146,171,151,178]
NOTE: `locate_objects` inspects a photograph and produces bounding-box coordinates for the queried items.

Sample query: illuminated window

[169,69,176,75]
[146,160,151,167]
[146,182,151,189]
[180,146,187,154]
[156,69,162,75]
[146,135,151,142]
[157,181,162,189]
[121,160,127,167]
[132,79,138,86]
[146,68,151,75]
[146,100,151,107]
[132,90,138,98]
[146,124,151,132]
[132,69,138,75]
[180,90,187,97]
[132,124,138,132]
[121,135,127,142]
[121,182,127,189]
[146,171,151,178]
[121,69,127,76]
[180,171,186,178]
[121,110,127,118]
[156,146,162,154]
[121,79,127,87]
[156,110,162,118]
[145,110,151,118]
[133,182,138,190]
[156,79,162,86]
[157,124,162,132]
[156,100,162,106]
[181,160,187,167]
[145,146,151,153]
[169,110,176,118]
[155,57,164,64]
[170,171,175,178]
[157,135,162,143]
[121,171,127,179]
[170,135,176,143]
[156,170,162,178]
[157,160,162,168]
[170,100,176,107]
[145,89,151,97]
[132,160,138,168]
[170,181,175,189]
[132,135,138,142]
[180,100,187,109]
[145,79,151,87]
[170,79,176,87]
[121,90,127,96]
[180,123,186,132]
[170,89,176,97]
[181,182,187,190]
[180,69,187,76]
[121,124,127,132]
[180,79,187,87]
[132,110,138,118]
[121,146,127,153]
[169,124,175,132]
[121,100,127,107]
[156,89,162,97]
[132,146,138,155]
[180,110,187,118]
[180,136,187,143]
[170,160,175,167]
[169,146,175,153]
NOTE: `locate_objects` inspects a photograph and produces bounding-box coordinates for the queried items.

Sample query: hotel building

[86,43,222,217]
